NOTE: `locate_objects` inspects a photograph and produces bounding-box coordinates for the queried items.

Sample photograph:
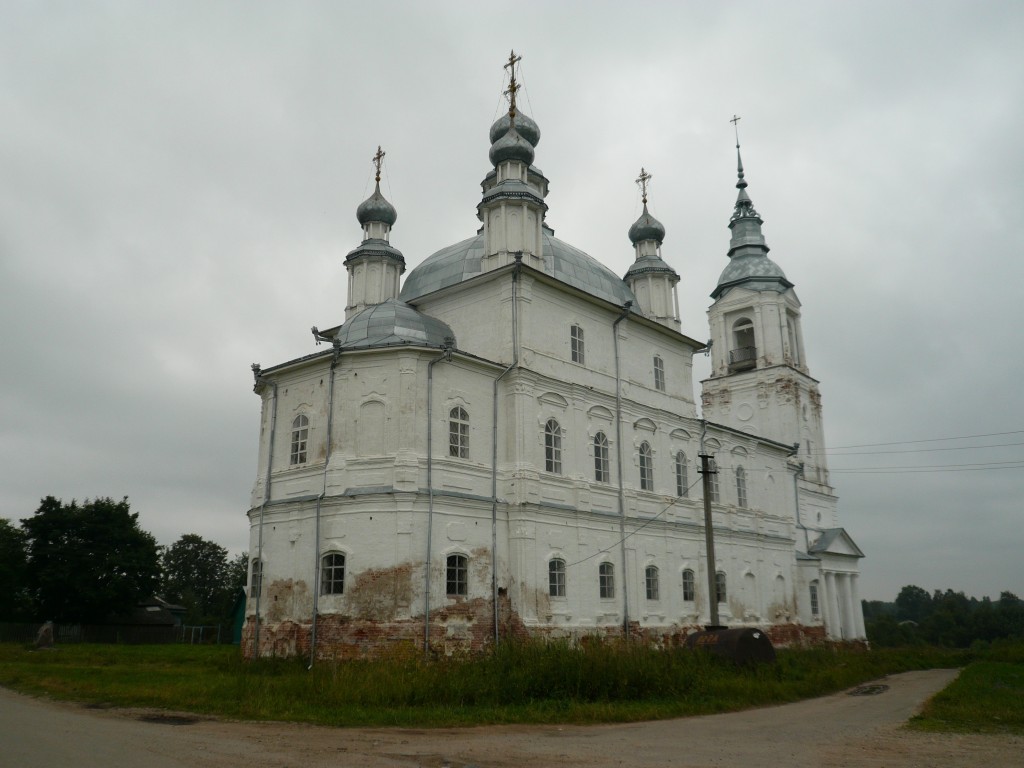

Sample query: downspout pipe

[612,301,632,639]
[789,444,811,552]
[424,337,455,656]
[250,364,277,658]
[308,339,341,669]
[490,253,522,646]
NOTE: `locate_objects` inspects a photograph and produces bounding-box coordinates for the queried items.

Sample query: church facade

[243,59,865,659]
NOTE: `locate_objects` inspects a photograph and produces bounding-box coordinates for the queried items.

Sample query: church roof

[399,230,639,307]
[335,299,455,350]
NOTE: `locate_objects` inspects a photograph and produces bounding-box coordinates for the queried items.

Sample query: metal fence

[0,622,227,645]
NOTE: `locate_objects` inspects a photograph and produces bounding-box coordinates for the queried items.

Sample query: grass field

[0,640,1010,729]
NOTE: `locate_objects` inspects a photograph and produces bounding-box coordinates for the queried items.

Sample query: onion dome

[489,110,541,148]
[628,204,666,245]
[356,182,397,227]
[488,121,535,167]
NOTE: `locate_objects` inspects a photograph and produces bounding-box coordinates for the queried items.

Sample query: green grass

[909,642,1024,735]
[0,640,976,728]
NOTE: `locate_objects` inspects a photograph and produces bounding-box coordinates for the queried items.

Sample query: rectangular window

[290,415,309,465]
[449,407,469,459]
[571,324,585,364]
[549,559,566,598]
[810,583,819,616]
[320,553,345,595]
[682,569,695,602]
[446,554,468,596]
[653,356,665,391]
[639,442,653,491]
[736,466,748,508]
[594,433,609,483]
[599,562,615,599]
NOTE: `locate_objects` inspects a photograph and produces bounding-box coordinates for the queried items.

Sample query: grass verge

[0,640,971,728]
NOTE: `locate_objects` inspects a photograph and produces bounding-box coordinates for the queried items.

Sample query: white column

[851,573,865,639]
[841,573,857,641]
[824,571,839,639]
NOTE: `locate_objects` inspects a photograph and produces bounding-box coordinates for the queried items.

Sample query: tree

[894,584,933,623]
[161,534,231,625]
[22,496,160,623]
[0,519,31,620]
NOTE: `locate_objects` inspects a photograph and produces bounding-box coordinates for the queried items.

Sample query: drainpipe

[490,253,522,646]
[424,337,455,656]
[612,301,632,639]
[250,364,277,658]
[789,446,811,552]
[308,339,341,669]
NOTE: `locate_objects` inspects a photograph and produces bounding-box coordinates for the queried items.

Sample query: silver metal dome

[488,124,535,167]
[628,205,666,245]
[712,253,792,299]
[489,111,541,147]
[399,232,638,308]
[356,183,398,226]
[334,299,455,350]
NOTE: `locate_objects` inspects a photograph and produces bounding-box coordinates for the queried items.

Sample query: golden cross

[372,145,385,183]
[636,167,652,205]
[504,49,522,117]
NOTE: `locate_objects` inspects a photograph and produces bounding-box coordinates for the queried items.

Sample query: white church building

[244,57,865,659]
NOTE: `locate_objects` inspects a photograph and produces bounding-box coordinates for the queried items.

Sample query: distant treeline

[863,586,1024,647]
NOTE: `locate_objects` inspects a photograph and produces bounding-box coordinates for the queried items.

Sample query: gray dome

[399,232,638,308]
[628,205,666,245]
[489,124,535,166]
[489,111,541,147]
[356,183,398,226]
[712,254,792,299]
[335,299,455,350]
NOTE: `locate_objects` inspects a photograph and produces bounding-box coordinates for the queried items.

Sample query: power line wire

[827,429,1024,450]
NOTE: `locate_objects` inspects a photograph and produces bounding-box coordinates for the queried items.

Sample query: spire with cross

[730,115,747,190]
[372,145,386,184]
[504,49,522,119]
[636,167,652,206]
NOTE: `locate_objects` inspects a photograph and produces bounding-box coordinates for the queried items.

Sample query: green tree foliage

[22,496,160,623]
[0,519,32,620]
[867,585,1024,648]
[161,534,235,625]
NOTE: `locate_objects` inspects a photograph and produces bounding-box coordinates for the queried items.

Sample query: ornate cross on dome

[636,167,652,206]
[730,114,742,143]
[504,49,522,118]
[372,146,386,184]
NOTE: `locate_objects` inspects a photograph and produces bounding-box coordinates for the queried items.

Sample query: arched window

[449,406,469,459]
[675,451,688,497]
[715,571,727,603]
[290,415,309,465]
[682,568,695,602]
[810,581,820,616]
[549,558,566,598]
[446,554,468,596]
[653,356,665,392]
[639,441,653,491]
[570,324,585,364]
[545,419,562,474]
[594,432,609,483]
[320,552,345,595]
[708,461,720,503]
[250,558,263,598]
[599,562,615,599]
[645,565,660,601]
[729,318,756,370]
[735,465,748,507]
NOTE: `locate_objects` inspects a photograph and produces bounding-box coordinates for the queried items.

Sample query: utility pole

[699,452,724,629]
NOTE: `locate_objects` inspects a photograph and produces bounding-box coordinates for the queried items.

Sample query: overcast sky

[1,1,1021,602]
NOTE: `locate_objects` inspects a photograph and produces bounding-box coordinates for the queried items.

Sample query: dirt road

[1,669,1020,767]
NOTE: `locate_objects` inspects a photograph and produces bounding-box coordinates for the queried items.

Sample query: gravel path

[2,668,1020,767]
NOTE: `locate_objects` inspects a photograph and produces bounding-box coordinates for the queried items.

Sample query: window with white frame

[549,558,566,598]
[810,582,820,616]
[736,465,748,507]
[709,461,720,502]
[594,432,609,483]
[715,571,727,603]
[320,552,345,595]
[449,406,469,459]
[675,451,688,497]
[682,568,695,602]
[599,562,615,599]
[639,441,653,491]
[653,356,665,391]
[290,415,309,465]
[570,324,585,364]
[645,565,660,601]
[545,419,562,474]
[250,558,263,598]
[446,553,468,596]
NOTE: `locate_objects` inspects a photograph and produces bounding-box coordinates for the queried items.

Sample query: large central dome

[399,230,637,307]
